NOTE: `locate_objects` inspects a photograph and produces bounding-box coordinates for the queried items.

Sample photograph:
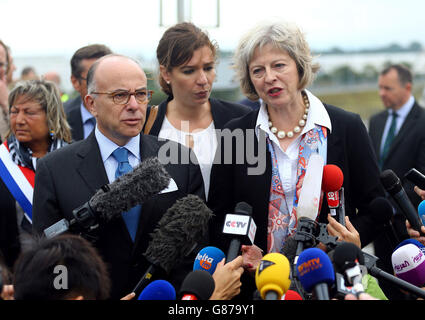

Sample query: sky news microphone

[222,202,256,263]
[322,164,344,220]
[333,242,366,295]
[179,270,215,300]
[380,169,425,236]
[137,280,176,300]
[255,253,291,300]
[132,194,213,295]
[296,248,335,300]
[193,246,225,275]
[392,243,425,287]
[44,157,171,238]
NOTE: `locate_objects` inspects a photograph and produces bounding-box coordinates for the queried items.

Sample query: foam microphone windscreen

[332,242,365,274]
[193,246,225,275]
[296,248,335,293]
[322,164,344,193]
[392,243,425,287]
[255,253,291,300]
[144,194,213,274]
[179,270,216,300]
[137,280,176,300]
[367,197,393,224]
[395,239,425,254]
[282,290,303,300]
[90,157,171,222]
[297,153,325,221]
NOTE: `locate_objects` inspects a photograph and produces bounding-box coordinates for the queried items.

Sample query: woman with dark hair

[144,22,251,199]
[0,79,71,269]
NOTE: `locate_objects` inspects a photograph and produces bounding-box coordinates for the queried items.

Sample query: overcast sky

[1,0,424,58]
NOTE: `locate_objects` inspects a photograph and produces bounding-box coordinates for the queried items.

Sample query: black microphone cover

[333,242,365,273]
[89,157,171,222]
[235,201,253,216]
[368,197,393,224]
[281,236,298,265]
[144,194,213,273]
[179,270,215,300]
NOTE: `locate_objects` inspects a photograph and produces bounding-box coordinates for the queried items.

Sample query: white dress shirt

[255,89,332,214]
[95,126,140,184]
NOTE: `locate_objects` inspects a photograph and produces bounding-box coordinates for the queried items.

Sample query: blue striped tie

[112,147,141,242]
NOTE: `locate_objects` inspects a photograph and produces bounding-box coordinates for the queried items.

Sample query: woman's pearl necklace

[268,93,310,139]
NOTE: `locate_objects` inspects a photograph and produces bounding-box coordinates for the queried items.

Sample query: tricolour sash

[0,141,34,223]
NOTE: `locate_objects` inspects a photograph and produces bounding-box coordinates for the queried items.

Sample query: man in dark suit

[32,54,205,299]
[369,64,425,299]
[64,44,112,141]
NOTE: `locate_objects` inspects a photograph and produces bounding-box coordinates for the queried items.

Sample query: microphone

[417,200,425,228]
[132,194,213,294]
[193,246,225,275]
[179,270,215,300]
[395,238,425,254]
[332,242,366,295]
[322,164,345,226]
[222,202,256,263]
[362,251,425,298]
[282,290,303,300]
[137,280,176,300]
[296,248,335,300]
[44,157,171,238]
[255,253,291,300]
[404,168,425,190]
[392,243,425,287]
[380,169,425,236]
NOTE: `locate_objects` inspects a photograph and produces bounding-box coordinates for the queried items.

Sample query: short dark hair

[70,44,112,79]
[156,22,218,96]
[381,64,413,86]
[13,234,111,300]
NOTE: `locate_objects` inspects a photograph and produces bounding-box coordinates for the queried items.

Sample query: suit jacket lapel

[75,132,109,193]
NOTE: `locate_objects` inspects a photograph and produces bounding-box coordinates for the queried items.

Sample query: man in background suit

[64,44,112,141]
[32,54,205,299]
[369,64,425,299]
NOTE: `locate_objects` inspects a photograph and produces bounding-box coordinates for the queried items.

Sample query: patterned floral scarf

[267,125,327,253]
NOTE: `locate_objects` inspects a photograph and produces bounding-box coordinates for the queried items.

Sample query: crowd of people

[1,20,425,302]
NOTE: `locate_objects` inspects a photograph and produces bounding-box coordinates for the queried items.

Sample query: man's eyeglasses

[91,89,154,105]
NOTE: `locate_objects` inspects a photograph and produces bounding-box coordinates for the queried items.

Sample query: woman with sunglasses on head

[144,22,251,200]
[0,79,71,270]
